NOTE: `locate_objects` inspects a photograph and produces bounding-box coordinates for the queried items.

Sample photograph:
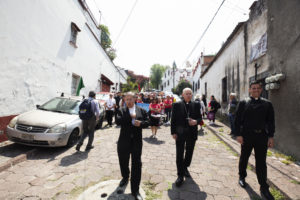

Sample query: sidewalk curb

[0,148,38,173]
[205,125,292,200]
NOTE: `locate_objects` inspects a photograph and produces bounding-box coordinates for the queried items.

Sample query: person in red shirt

[136,96,143,103]
[158,96,165,113]
[164,95,173,124]
[149,98,161,138]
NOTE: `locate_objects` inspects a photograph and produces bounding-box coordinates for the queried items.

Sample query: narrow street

[0,123,264,200]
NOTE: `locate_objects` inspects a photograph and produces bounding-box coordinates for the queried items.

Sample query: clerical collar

[250,96,260,101]
[184,101,191,104]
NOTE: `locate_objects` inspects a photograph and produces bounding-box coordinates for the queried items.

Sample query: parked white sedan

[7,96,86,147]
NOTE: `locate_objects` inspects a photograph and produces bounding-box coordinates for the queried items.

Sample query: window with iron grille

[70,22,81,48]
[71,74,80,95]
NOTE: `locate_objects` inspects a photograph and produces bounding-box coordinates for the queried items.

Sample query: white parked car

[6,96,104,147]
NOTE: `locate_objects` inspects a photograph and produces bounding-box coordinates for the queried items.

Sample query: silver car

[6,96,103,147]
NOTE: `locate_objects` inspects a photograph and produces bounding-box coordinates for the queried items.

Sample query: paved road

[0,125,265,200]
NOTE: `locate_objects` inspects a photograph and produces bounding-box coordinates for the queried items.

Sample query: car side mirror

[36,105,40,109]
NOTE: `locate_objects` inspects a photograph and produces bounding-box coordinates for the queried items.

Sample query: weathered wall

[246,1,269,93]
[267,0,300,159]
[200,25,246,112]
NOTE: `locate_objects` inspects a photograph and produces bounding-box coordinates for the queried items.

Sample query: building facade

[0,0,126,141]
[161,66,193,92]
[200,0,300,159]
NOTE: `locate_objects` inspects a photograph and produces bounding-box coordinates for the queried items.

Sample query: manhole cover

[77,180,145,200]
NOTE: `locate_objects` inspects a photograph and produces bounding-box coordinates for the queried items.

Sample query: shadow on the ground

[102,124,113,130]
[107,182,135,200]
[168,178,207,199]
[198,129,206,136]
[19,145,72,163]
[209,123,223,128]
[0,143,35,158]
[59,151,89,167]
[143,137,165,145]
[244,184,262,200]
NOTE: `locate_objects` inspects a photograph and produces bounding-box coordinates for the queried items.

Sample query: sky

[87,0,255,76]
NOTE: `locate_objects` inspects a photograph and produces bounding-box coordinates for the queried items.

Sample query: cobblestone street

[0,123,271,200]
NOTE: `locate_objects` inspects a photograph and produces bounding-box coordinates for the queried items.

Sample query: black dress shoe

[85,145,94,151]
[184,168,191,178]
[75,144,81,151]
[175,176,184,187]
[132,191,143,200]
[119,178,128,187]
[261,188,275,200]
[239,178,247,188]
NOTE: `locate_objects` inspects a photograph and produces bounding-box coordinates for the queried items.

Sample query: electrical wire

[182,0,226,67]
[112,0,139,48]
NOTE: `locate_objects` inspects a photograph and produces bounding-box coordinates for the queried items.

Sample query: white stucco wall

[192,64,202,95]
[200,25,246,108]
[0,0,118,116]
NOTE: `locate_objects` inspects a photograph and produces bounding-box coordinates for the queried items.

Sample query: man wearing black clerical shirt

[116,92,149,200]
[234,80,275,200]
[171,88,202,187]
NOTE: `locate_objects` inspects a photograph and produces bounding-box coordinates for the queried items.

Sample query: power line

[182,0,226,67]
[112,0,139,48]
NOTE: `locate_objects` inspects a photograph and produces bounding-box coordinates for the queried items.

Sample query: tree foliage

[173,80,192,95]
[121,77,139,93]
[99,24,112,50]
[107,48,116,61]
[150,64,167,89]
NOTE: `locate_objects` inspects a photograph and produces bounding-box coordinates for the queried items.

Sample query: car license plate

[21,134,34,140]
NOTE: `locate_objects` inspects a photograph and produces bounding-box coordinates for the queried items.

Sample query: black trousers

[114,108,119,123]
[77,117,96,147]
[239,133,269,189]
[164,108,172,122]
[106,110,114,125]
[176,137,196,177]
[117,137,142,193]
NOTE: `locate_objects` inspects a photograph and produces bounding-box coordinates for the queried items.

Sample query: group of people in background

[102,91,177,138]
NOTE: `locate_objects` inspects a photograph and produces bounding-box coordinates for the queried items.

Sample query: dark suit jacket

[171,101,202,140]
[116,106,149,143]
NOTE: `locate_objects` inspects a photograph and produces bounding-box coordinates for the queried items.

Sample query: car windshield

[38,97,81,114]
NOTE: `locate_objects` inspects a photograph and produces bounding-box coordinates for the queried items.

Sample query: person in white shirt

[104,93,116,127]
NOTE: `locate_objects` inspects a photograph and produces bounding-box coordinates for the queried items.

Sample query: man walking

[116,92,149,200]
[171,88,202,187]
[234,80,275,200]
[105,93,116,127]
[76,91,100,151]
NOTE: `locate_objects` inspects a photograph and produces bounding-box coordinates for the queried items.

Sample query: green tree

[99,24,112,50]
[173,80,192,95]
[121,77,139,92]
[107,48,116,61]
[150,64,167,89]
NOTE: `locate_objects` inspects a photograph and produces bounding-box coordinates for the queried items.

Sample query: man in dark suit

[235,81,275,200]
[171,88,202,187]
[116,92,149,200]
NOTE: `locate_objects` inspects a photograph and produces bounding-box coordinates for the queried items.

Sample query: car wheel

[67,129,79,147]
